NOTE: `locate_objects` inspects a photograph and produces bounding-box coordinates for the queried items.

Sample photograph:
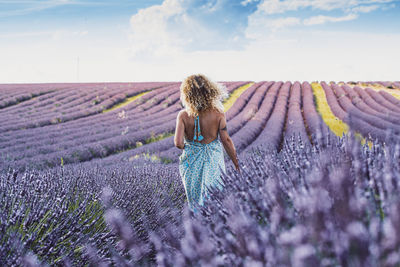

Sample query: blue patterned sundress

[179,115,226,213]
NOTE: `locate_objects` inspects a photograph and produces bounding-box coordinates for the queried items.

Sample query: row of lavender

[85,81,334,168]
[0,82,247,172]
[2,120,400,266]
[356,81,400,89]
[0,83,81,109]
[321,82,400,143]
[118,80,399,165]
[321,81,400,89]
[1,80,399,172]
[0,82,176,131]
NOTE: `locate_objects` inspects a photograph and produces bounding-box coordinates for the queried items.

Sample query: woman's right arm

[218,113,240,173]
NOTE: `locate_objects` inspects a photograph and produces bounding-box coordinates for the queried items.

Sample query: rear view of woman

[174,74,240,213]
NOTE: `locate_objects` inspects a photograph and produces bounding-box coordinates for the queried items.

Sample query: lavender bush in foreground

[0,159,185,266]
[2,119,400,266]
[95,124,400,266]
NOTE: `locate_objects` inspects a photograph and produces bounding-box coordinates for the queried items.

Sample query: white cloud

[72,30,88,37]
[128,0,396,60]
[241,0,258,6]
[382,2,397,10]
[257,0,395,14]
[243,0,394,41]
[128,0,256,60]
[350,4,380,12]
[269,17,301,30]
[0,30,54,38]
[2,30,400,83]
[245,16,301,37]
[128,0,186,59]
[0,0,107,17]
[303,14,358,25]
[1,0,399,83]
[0,29,89,40]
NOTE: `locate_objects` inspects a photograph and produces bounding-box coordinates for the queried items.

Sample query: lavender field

[1,81,400,266]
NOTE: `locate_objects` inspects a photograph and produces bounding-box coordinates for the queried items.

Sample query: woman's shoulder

[178,109,189,119]
[199,108,223,116]
[209,108,225,117]
[200,108,224,122]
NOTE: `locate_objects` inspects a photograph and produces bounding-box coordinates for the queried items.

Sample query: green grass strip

[102,91,150,113]
[223,82,254,112]
[311,82,348,138]
[349,82,400,100]
[311,82,372,148]
[144,132,174,145]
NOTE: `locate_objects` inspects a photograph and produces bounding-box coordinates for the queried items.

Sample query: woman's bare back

[181,109,222,144]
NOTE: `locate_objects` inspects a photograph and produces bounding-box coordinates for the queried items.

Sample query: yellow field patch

[312,83,372,148]
[129,153,161,163]
[145,132,174,144]
[128,152,172,164]
[350,82,400,100]
[102,91,150,113]
[223,82,254,112]
[311,82,348,137]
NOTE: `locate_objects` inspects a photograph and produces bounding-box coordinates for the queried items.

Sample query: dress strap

[193,115,204,142]
[193,115,197,140]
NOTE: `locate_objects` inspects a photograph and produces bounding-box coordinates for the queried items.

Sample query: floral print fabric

[179,137,226,213]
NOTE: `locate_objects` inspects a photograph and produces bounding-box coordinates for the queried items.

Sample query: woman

[174,74,240,213]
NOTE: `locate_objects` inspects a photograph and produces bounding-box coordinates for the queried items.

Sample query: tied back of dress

[179,114,226,213]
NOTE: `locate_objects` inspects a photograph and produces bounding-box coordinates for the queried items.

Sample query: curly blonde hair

[180,74,228,117]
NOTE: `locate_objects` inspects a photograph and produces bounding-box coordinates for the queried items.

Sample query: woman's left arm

[174,110,185,149]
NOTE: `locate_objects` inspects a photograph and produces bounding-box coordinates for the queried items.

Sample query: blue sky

[0,0,399,83]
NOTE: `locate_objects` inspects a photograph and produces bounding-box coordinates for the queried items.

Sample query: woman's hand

[235,162,241,174]
[219,113,241,174]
